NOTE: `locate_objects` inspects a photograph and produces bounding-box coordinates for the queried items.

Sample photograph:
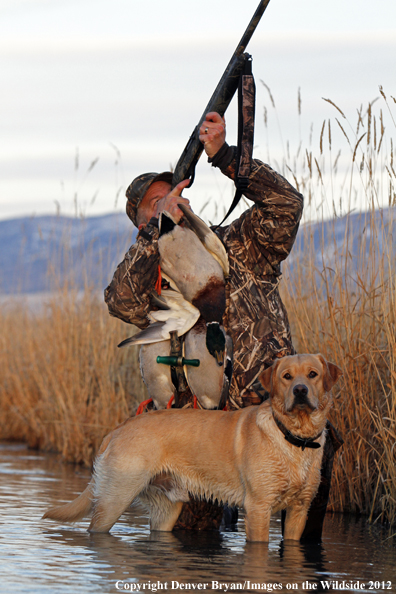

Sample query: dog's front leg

[283,501,311,541]
[244,496,271,542]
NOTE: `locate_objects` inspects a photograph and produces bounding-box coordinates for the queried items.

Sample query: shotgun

[171,0,271,188]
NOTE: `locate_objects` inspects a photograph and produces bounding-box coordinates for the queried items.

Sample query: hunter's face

[137,181,172,227]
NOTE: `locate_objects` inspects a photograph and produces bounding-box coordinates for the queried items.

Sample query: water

[0,442,395,594]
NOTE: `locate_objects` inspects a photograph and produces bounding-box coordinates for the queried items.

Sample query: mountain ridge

[0,212,136,295]
[0,207,394,295]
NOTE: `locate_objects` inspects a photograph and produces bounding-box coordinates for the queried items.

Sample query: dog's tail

[42,483,94,523]
[43,429,116,524]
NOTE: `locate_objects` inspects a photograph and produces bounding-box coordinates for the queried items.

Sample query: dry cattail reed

[0,288,147,466]
[282,93,396,527]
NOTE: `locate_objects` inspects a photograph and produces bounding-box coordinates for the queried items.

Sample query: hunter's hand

[199,112,226,159]
[153,179,191,223]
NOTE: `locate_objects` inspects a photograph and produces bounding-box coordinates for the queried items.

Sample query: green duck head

[206,322,226,366]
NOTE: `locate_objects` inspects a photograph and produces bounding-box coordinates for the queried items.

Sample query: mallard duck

[118,208,233,409]
[139,341,175,411]
[158,210,231,369]
[183,318,233,410]
[158,211,226,326]
[119,210,228,349]
[135,321,233,411]
[117,274,199,411]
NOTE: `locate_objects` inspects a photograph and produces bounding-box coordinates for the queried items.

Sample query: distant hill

[0,213,137,295]
[288,205,395,273]
[0,207,394,295]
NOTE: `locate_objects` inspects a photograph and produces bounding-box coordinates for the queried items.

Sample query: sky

[1,0,396,224]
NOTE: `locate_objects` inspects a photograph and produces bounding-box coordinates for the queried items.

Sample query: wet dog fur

[43,354,342,542]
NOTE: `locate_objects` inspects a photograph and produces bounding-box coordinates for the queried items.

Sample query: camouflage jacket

[105,148,303,408]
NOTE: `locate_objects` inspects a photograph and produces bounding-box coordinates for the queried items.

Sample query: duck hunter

[104,0,343,539]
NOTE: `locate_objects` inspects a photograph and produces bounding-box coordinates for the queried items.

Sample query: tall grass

[280,89,396,526]
[0,289,147,466]
[0,91,395,527]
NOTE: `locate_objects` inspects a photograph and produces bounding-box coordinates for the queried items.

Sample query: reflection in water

[0,442,395,594]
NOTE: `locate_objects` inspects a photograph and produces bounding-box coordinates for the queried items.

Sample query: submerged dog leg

[89,471,151,533]
[89,485,143,533]
[283,501,311,541]
[244,498,271,542]
[89,496,134,533]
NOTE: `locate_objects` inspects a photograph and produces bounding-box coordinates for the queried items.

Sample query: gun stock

[172,0,271,188]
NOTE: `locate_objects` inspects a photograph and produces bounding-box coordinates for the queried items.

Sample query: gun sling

[216,56,256,228]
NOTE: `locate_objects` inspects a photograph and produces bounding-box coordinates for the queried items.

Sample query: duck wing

[118,286,200,348]
[149,288,200,336]
[118,322,169,347]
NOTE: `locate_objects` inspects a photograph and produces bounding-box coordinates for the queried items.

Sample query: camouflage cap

[126,171,173,226]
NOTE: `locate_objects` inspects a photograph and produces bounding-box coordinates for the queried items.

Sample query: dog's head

[259,354,342,415]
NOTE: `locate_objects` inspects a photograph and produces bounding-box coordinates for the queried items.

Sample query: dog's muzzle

[291,384,316,411]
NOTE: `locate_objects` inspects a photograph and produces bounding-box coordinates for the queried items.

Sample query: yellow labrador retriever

[43,354,342,542]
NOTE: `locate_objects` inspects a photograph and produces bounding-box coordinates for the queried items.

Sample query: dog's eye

[283,373,292,380]
[308,371,318,378]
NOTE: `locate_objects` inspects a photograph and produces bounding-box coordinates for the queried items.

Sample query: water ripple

[0,443,395,594]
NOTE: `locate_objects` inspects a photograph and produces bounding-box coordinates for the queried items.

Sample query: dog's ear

[317,354,343,392]
[259,361,278,394]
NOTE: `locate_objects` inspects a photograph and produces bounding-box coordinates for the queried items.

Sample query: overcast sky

[1,0,396,223]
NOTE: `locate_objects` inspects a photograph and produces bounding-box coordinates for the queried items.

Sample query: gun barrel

[234,0,271,58]
[172,0,271,188]
[172,52,249,187]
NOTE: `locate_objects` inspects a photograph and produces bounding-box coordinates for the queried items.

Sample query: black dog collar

[273,414,322,451]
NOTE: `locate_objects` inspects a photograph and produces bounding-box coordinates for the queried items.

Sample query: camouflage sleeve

[217,147,304,269]
[104,223,160,328]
